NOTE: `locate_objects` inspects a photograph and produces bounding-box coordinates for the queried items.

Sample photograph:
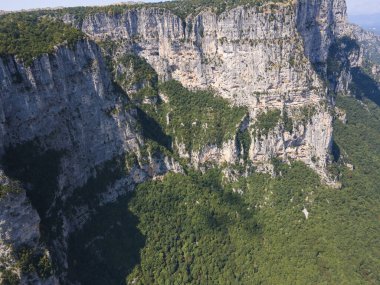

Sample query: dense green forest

[66,94,380,285]
[126,94,379,284]
[159,80,246,150]
[139,80,247,152]
[0,13,84,65]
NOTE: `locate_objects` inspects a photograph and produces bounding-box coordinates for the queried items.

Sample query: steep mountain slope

[0,15,181,283]
[0,0,379,284]
[66,1,335,178]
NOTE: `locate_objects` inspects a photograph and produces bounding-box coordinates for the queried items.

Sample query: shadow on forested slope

[136,106,172,150]
[332,140,341,162]
[325,36,380,106]
[1,141,145,285]
[350,67,380,106]
[67,193,145,285]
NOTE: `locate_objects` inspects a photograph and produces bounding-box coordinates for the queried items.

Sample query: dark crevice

[332,140,341,162]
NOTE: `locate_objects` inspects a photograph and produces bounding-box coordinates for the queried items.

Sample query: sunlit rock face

[69,0,348,177]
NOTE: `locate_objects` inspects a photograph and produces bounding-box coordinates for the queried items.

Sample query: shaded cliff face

[0,170,59,284]
[0,39,180,283]
[296,0,347,65]
[0,39,136,283]
[343,23,380,84]
[0,40,140,190]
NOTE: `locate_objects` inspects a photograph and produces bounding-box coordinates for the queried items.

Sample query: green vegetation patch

[121,143,380,285]
[15,246,53,279]
[0,245,53,283]
[236,127,252,161]
[299,105,317,125]
[113,54,158,98]
[0,180,22,199]
[283,109,293,133]
[127,169,258,284]
[334,95,380,193]
[0,13,84,65]
[254,109,281,136]
[143,80,247,152]
[154,0,289,19]
[0,269,20,285]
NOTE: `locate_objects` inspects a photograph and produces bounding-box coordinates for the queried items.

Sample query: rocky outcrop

[77,4,321,105]
[343,23,380,59]
[0,39,140,190]
[296,0,348,65]
[0,170,59,284]
[343,23,380,79]
[64,1,348,177]
[324,22,380,99]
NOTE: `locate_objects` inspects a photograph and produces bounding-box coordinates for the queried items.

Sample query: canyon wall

[65,0,349,176]
[0,40,179,283]
[0,0,358,283]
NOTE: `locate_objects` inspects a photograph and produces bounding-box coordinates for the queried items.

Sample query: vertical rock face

[79,5,320,104]
[0,39,180,282]
[0,39,136,283]
[0,40,141,191]
[70,0,348,177]
[296,0,347,65]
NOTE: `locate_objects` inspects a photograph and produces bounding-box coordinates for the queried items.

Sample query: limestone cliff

[0,39,180,283]
[0,0,367,283]
[62,0,348,178]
